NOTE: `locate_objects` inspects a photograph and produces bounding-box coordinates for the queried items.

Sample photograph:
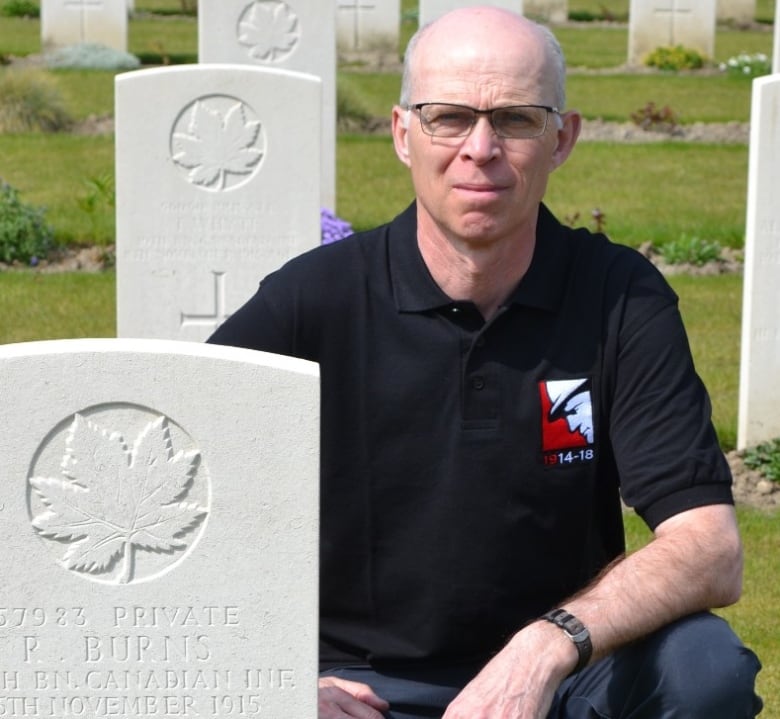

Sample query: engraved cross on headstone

[653,0,693,45]
[64,0,104,42]
[180,271,230,331]
[338,0,377,49]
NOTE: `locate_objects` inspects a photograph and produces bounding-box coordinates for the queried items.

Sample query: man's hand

[443,504,743,719]
[318,676,389,719]
[442,620,577,719]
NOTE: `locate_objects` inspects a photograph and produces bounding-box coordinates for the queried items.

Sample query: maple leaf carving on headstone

[30,413,206,584]
[238,1,299,61]
[171,101,263,191]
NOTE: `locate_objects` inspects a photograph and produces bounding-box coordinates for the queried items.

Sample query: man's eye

[430,109,472,125]
[497,110,536,127]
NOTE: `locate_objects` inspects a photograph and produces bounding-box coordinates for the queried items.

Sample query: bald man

[210,7,762,719]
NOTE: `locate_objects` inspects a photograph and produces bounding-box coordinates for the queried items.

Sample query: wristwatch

[540,608,593,675]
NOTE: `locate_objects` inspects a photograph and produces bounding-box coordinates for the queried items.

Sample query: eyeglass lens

[418,104,550,138]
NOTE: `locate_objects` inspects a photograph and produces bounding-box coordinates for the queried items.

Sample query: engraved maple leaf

[238,1,299,61]
[30,414,205,584]
[171,101,263,190]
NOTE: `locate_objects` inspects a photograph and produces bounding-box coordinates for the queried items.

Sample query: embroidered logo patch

[539,379,596,467]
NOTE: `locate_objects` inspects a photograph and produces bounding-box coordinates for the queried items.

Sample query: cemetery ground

[0,0,779,711]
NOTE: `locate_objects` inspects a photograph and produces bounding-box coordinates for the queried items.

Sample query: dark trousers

[320,613,763,719]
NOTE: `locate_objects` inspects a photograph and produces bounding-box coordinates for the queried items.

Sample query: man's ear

[550,110,582,171]
[391,105,412,168]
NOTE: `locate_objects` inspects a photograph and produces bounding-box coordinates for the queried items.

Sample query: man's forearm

[561,504,742,665]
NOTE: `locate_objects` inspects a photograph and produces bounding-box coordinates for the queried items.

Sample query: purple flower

[321,208,353,245]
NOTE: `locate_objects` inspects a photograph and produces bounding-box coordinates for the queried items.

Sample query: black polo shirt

[209,201,732,669]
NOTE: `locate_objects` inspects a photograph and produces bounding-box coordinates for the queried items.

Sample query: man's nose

[459,115,501,162]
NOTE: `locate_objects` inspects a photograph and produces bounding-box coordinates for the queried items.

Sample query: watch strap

[540,608,593,675]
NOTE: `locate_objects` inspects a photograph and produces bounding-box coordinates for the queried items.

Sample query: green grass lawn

[0,271,116,341]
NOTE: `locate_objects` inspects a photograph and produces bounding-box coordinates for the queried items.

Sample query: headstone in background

[198,0,337,210]
[41,0,128,52]
[115,64,321,342]
[627,0,716,66]
[523,0,568,23]
[0,338,319,718]
[738,75,780,449]
[418,0,524,27]
[336,0,400,55]
[716,0,755,23]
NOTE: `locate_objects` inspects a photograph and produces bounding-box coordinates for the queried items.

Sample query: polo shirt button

[471,376,485,390]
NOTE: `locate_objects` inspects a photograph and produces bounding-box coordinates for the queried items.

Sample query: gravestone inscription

[0,338,319,718]
[115,64,321,342]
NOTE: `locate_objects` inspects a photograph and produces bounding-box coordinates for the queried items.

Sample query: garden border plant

[0,179,53,264]
[743,438,780,484]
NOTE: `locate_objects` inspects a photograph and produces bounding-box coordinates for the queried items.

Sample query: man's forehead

[411,62,548,104]
[413,26,550,91]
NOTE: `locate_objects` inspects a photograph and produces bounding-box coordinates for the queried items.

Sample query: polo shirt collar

[389,201,569,314]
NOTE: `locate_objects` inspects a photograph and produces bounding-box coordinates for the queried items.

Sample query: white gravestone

[717,0,754,23]
[115,65,321,342]
[418,0,523,26]
[198,0,336,210]
[0,338,319,718]
[523,0,567,23]
[41,0,127,52]
[336,0,400,54]
[627,0,716,66]
[738,75,780,449]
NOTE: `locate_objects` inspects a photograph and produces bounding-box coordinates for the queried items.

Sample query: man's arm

[441,503,743,719]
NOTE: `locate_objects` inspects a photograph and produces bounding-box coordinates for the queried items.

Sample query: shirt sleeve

[207,276,296,357]
[604,261,733,530]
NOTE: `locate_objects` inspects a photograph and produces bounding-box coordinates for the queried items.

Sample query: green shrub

[0,0,39,17]
[568,7,626,22]
[660,235,722,266]
[45,43,141,70]
[0,181,54,265]
[0,70,73,133]
[644,45,706,71]
[743,438,780,483]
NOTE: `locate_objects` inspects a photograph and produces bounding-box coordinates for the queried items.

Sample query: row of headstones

[42,0,762,62]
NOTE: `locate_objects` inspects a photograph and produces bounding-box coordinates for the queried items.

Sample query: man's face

[392,14,575,247]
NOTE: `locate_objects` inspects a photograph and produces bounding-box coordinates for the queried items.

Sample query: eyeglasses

[409,102,559,139]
